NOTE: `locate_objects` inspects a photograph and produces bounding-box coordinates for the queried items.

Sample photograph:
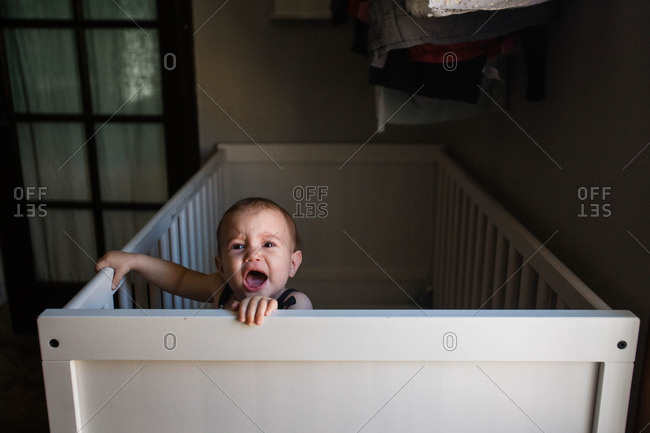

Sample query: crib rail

[67,145,608,312]
[431,150,609,310]
[65,150,227,310]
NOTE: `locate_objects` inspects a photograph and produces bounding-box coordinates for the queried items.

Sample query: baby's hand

[231,296,278,326]
[95,251,135,290]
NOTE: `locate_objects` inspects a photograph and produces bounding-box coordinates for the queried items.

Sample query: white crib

[38,144,639,433]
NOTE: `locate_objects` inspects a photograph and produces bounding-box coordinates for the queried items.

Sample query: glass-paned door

[0,0,199,332]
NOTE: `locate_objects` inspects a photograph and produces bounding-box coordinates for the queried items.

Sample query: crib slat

[452,185,464,309]
[196,186,206,274]
[550,290,558,310]
[434,172,450,308]
[470,212,486,309]
[445,182,459,308]
[192,192,204,271]
[147,243,162,308]
[158,232,174,309]
[479,222,496,310]
[117,275,133,309]
[451,181,464,308]
[490,234,508,309]
[200,185,210,274]
[189,196,201,309]
[443,175,455,309]
[210,173,220,273]
[133,271,149,309]
[462,202,478,309]
[200,185,215,309]
[518,264,536,309]
[178,208,192,309]
[169,219,184,309]
[432,168,446,308]
[209,175,220,309]
[206,176,216,274]
[455,193,470,309]
[444,181,457,309]
[437,174,448,308]
[504,245,521,309]
[535,279,552,309]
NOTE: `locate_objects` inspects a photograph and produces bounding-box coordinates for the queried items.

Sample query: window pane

[83,0,156,20]
[87,29,162,115]
[95,122,167,202]
[103,210,156,252]
[29,209,96,282]
[4,29,82,113]
[0,0,72,19]
[17,122,92,201]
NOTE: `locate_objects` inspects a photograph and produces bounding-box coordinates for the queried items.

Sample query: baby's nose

[245,249,261,262]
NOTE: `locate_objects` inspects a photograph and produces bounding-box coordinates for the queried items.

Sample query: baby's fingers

[264,298,278,317]
[254,298,277,325]
[95,252,123,290]
[95,260,120,290]
[236,297,252,324]
[110,270,126,291]
[247,298,264,325]
[236,297,278,326]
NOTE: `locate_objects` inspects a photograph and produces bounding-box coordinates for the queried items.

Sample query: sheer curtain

[3,0,166,282]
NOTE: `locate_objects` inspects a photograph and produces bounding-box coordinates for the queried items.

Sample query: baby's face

[215,208,301,301]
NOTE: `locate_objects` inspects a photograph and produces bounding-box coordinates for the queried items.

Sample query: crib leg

[591,361,634,433]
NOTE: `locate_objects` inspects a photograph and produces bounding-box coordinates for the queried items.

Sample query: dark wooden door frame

[0,0,199,333]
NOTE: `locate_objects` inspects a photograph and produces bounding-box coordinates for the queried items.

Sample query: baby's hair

[216,197,302,254]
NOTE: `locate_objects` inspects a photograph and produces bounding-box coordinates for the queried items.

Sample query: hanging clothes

[369,50,486,103]
[406,33,519,64]
[368,0,558,67]
[405,0,551,18]
[374,57,508,128]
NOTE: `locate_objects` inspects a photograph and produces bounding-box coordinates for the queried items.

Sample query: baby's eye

[263,241,275,248]
[230,243,244,250]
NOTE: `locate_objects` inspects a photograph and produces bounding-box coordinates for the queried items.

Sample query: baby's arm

[96,251,222,302]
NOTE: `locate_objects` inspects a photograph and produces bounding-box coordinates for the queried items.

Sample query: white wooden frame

[39,309,639,433]
[38,145,640,433]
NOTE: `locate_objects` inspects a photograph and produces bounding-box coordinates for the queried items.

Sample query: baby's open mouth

[244,270,268,291]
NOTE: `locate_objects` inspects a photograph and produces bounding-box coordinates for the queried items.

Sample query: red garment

[407,33,519,63]
[349,0,369,23]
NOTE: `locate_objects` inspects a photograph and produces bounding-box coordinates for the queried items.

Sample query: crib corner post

[591,361,635,433]
[42,360,81,433]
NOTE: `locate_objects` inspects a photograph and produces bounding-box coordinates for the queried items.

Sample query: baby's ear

[289,250,302,277]
[214,256,224,274]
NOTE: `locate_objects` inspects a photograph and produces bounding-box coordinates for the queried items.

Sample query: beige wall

[192,1,649,429]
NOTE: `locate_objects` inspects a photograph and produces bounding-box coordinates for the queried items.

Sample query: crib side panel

[39,310,639,433]
[69,360,598,433]
[65,152,226,310]
[430,150,609,311]
[38,310,639,433]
